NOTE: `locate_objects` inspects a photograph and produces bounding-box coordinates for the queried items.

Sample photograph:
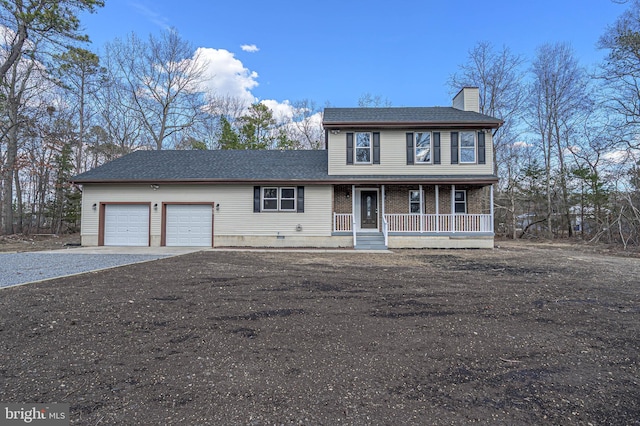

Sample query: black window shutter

[478,131,486,164]
[297,186,305,213]
[451,132,459,164]
[253,186,261,212]
[433,132,441,164]
[406,132,414,165]
[373,132,380,164]
[346,133,354,165]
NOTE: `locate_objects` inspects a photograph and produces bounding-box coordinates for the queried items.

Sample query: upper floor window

[415,132,431,163]
[355,132,371,163]
[460,131,476,163]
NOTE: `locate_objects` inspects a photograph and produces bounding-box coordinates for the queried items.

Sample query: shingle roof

[70,149,498,184]
[71,150,329,183]
[323,107,502,128]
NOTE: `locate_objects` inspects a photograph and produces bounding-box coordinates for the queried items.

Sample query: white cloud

[195,47,259,105]
[603,149,630,164]
[240,44,259,53]
[261,99,295,123]
[513,141,532,148]
[193,47,306,122]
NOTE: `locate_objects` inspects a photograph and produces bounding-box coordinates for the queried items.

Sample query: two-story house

[71,87,502,249]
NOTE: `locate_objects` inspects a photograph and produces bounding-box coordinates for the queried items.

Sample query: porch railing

[384,214,493,233]
[333,213,352,232]
[333,213,492,233]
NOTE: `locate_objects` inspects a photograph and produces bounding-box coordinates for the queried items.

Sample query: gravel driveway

[0,248,201,288]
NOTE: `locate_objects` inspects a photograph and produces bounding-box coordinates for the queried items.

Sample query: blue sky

[80,0,625,109]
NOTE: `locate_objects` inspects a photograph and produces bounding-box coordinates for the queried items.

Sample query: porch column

[490,184,494,233]
[381,184,385,218]
[352,184,357,247]
[451,184,456,233]
[419,184,423,232]
[351,185,356,229]
[435,185,439,233]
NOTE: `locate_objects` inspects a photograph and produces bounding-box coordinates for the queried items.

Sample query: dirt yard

[0,241,638,424]
[0,233,81,252]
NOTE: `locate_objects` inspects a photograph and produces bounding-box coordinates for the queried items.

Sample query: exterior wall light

[216,203,220,211]
[92,203,97,210]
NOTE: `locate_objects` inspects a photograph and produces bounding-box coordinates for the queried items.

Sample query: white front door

[104,204,149,246]
[165,204,213,247]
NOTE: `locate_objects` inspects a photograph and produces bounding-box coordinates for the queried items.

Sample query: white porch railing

[383,214,493,233]
[333,213,352,232]
[333,213,493,234]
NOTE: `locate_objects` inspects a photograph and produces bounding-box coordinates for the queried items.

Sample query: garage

[104,204,150,246]
[165,204,213,247]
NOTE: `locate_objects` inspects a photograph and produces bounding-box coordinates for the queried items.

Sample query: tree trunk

[14,168,23,233]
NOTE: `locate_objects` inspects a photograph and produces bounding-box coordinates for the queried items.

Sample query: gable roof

[323,107,502,129]
[70,149,498,185]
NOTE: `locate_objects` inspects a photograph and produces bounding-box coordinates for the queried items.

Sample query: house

[71,87,502,249]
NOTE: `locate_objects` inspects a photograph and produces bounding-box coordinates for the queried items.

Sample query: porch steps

[354,233,387,250]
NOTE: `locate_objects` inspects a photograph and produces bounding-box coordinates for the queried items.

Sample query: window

[409,190,422,213]
[279,188,296,211]
[415,132,431,163]
[262,187,296,211]
[454,190,467,213]
[355,132,371,163]
[460,131,476,163]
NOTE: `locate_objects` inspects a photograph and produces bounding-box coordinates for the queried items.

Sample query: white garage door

[104,204,149,246]
[166,204,212,247]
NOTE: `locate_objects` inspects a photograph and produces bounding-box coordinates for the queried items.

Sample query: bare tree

[598,0,640,146]
[528,42,591,237]
[449,41,526,176]
[53,47,105,173]
[0,36,49,234]
[358,93,392,107]
[104,29,209,150]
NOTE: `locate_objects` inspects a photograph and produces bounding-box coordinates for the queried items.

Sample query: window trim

[459,131,476,164]
[454,190,467,214]
[354,132,372,164]
[414,131,432,164]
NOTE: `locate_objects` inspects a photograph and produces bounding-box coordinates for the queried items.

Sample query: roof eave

[323,121,503,129]
[71,176,499,185]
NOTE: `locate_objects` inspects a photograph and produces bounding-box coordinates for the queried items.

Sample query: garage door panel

[166,205,212,247]
[104,204,149,246]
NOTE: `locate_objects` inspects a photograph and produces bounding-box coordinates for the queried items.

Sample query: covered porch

[332,183,495,249]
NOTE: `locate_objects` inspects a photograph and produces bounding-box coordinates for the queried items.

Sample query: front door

[360,191,378,229]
